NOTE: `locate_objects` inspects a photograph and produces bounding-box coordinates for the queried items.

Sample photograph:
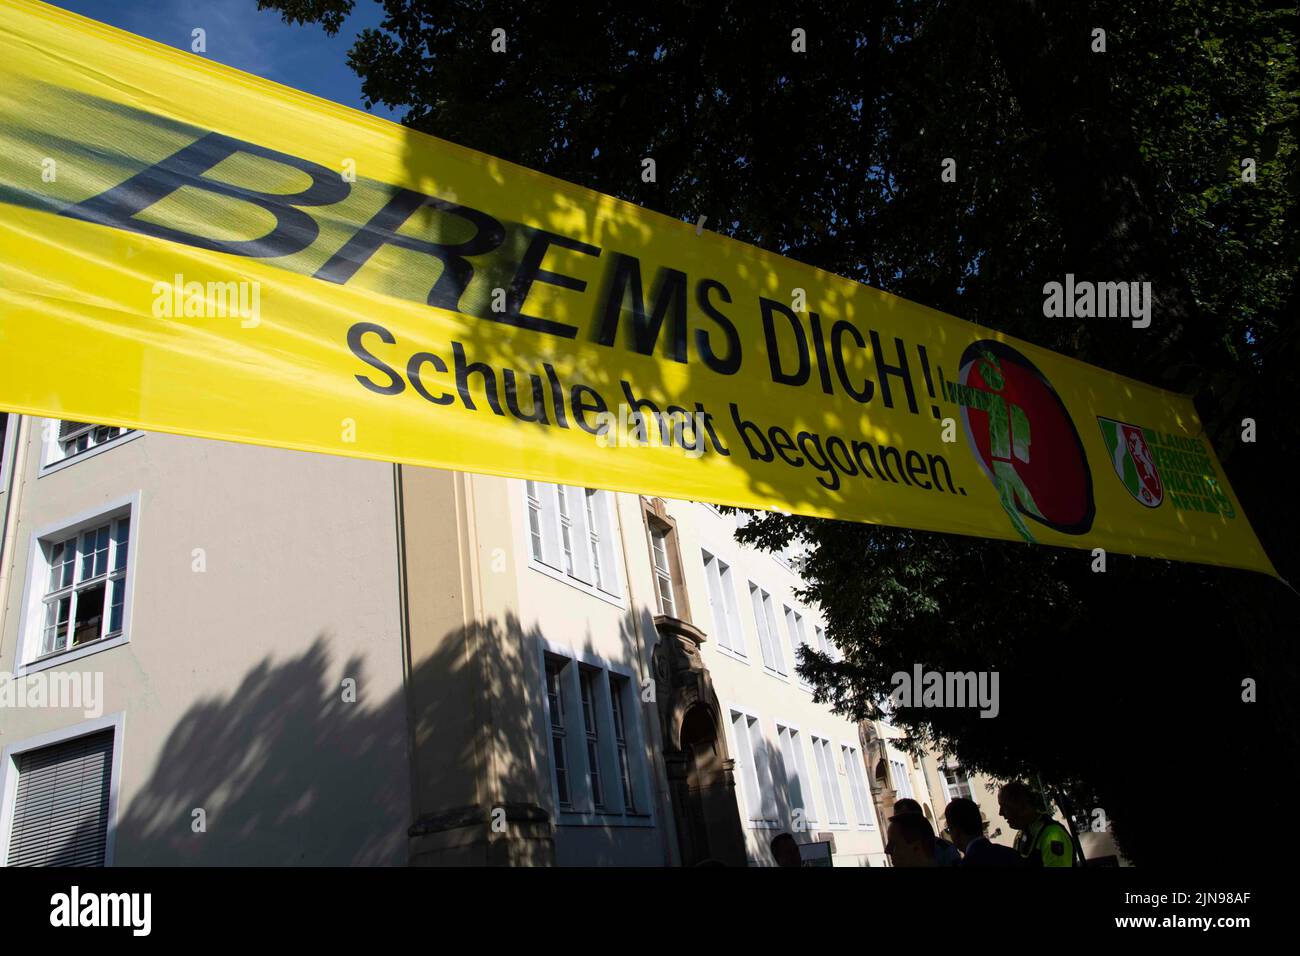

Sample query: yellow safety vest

[1015,816,1075,867]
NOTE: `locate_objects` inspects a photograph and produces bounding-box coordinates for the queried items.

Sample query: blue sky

[50,0,399,119]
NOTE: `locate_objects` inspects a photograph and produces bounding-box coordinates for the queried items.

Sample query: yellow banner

[0,0,1275,575]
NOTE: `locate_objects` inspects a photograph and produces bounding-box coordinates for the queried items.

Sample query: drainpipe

[0,415,31,654]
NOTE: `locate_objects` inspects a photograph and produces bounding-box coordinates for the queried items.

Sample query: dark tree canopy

[262,0,1299,865]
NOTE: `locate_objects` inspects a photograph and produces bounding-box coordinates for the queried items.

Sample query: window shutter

[750,719,778,821]
[536,483,564,570]
[564,486,595,584]
[704,554,729,650]
[7,729,113,866]
[763,595,786,675]
[721,570,746,657]
[731,711,760,818]
[794,737,817,824]
[778,728,803,816]
[592,492,621,596]
[57,420,92,440]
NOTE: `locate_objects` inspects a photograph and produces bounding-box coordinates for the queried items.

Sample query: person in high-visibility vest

[998,781,1075,867]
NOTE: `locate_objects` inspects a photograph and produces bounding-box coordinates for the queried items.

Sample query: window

[843,744,876,828]
[44,420,135,468]
[39,518,129,658]
[584,490,607,588]
[776,724,816,826]
[579,668,605,810]
[3,725,117,866]
[814,624,840,662]
[526,482,621,597]
[774,542,801,571]
[21,500,137,670]
[702,550,745,657]
[609,674,635,812]
[812,736,847,825]
[650,527,676,617]
[642,499,689,622]
[556,484,578,575]
[784,606,811,688]
[545,657,571,809]
[748,583,785,676]
[942,766,974,802]
[730,709,777,824]
[541,652,646,822]
[891,758,915,800]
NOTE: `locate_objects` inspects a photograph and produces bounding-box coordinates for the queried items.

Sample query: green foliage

[262,0,1298,864]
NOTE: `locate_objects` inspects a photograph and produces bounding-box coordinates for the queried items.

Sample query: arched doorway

[676,704,737,865]
[652,617,747,867]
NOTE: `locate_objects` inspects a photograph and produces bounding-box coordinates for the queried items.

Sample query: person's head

[886,812,936,867]
[770,832,802,868]
[943,797,984,851]
[998,781,1042,830]
[892,797,923,817]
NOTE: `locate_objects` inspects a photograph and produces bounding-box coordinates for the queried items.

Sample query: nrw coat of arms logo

[1097,417,1163,507]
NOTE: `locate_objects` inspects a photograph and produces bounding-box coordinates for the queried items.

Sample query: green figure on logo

[972,350,1044,543]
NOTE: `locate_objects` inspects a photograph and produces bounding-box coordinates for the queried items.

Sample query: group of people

[770,780,1077,868]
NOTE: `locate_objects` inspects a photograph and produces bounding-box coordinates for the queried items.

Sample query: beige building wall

[0,417,411,865]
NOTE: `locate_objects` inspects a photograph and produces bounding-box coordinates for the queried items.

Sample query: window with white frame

[730,709,777,824]
[609,673,636,813]
[942,766,974,802]
[748,583,785,676]
[525,482,621,597]
[545,657,572,810]
[702,550,745,657]
[842,744,876,828]
[776,724,816,826]
[5,727,116,866]
[812,736,847,825]
[46,420,134,467]
[891,758,915,800]
[784,606,811,688]
[578,666,606,811]
[542,652,646,821]
[584,490,608,588]
[814,624,840,662]
[33,511,131,662]
[650,526,676,617]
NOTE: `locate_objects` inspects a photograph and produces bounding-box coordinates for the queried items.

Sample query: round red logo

[957,340,1094,538]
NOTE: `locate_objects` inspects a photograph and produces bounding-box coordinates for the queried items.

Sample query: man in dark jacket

[944,797,1023,867]
[892,798,961,865]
